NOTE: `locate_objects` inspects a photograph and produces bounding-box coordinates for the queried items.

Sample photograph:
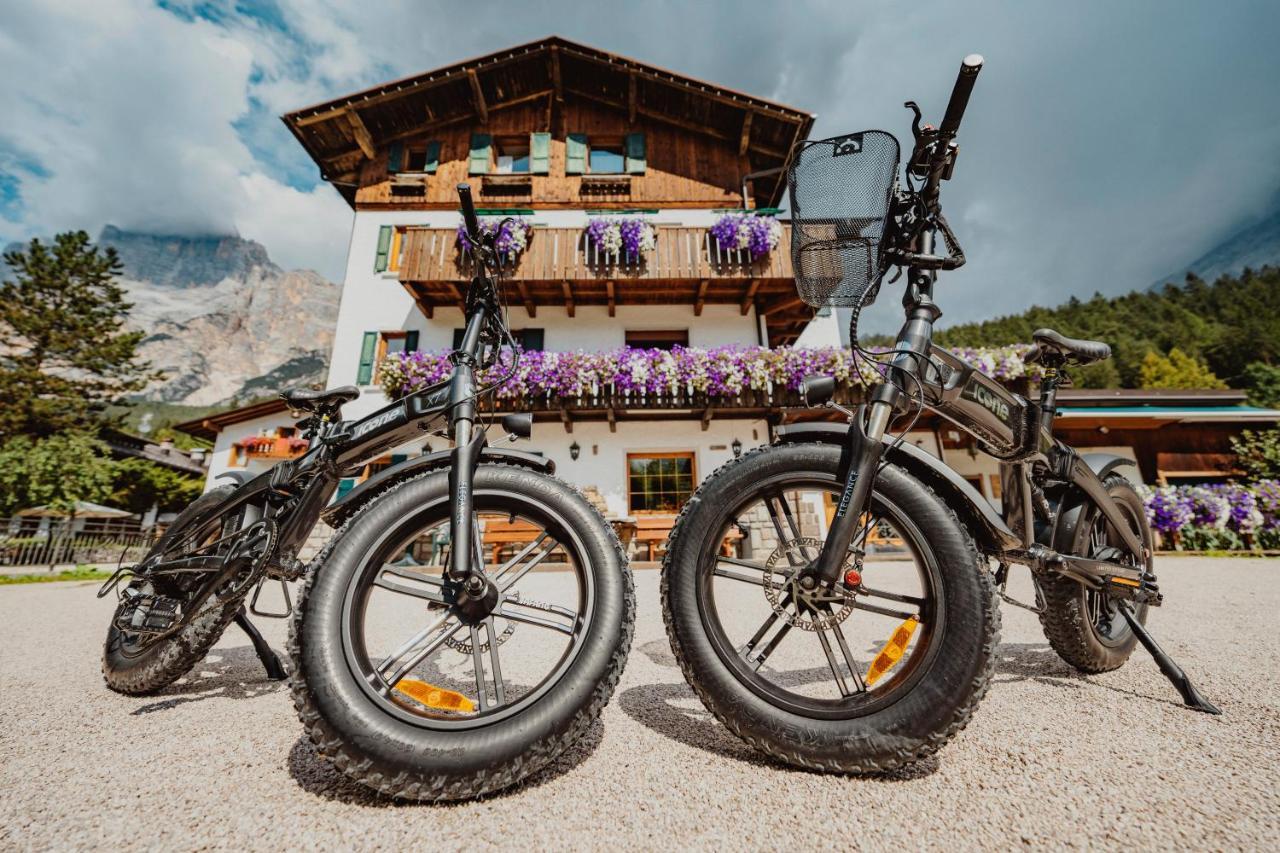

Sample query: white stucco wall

[203,410,301,491]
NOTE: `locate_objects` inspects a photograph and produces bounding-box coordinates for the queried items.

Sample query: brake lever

[904,101,924,142]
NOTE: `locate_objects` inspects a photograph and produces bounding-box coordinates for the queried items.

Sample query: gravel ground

[0,557,1276,851]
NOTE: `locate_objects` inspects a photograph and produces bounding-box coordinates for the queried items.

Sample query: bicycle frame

[811,230,1147,595]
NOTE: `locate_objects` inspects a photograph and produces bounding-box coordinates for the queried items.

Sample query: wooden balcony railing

[397,224,795,285]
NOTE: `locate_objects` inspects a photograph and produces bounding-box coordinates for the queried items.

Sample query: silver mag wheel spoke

[485,617,506,705]
[378,608,464,688]
[496,597,578,636]
[493,535,556,591]
[764,491,813,564]
[712,556,787,589]
[371,565,447,604]
[738,593,793,670]
[852,585,925,622]
[818,603,867,695]
[470,624,489,712]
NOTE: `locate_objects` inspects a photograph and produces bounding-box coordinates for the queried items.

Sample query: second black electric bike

[101,185,634,800]
[661,55,1218,774]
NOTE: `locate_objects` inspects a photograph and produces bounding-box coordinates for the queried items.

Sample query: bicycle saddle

[1026,328,1111,366]
[282,385,360,413]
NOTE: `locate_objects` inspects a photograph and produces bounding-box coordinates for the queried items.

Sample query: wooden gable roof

[282,36,815,207]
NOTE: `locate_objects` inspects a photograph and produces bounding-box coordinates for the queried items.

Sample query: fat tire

[1037,474,1150,673]
[103,485,244,695]
[288,464,634,802]
[661,442,999,773]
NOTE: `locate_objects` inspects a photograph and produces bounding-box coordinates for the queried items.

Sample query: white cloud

[2,0,1279,306]
[0,0,353,277]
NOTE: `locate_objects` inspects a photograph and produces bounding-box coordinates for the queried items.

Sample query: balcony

[231,434,309,465]
[396,223,811,345]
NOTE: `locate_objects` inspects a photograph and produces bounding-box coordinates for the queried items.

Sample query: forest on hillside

[930,266,1280,402]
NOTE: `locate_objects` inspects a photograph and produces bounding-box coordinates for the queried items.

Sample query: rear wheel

[289,464,634,801]
[103,485,248,695]
[662,442,999,772]
[1038,474,1151,673]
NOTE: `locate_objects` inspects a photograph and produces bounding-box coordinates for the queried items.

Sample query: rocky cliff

[99,226,341,405]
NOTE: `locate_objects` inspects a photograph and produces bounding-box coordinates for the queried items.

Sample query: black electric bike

[100,185,634,800]
[661,55,1218,774]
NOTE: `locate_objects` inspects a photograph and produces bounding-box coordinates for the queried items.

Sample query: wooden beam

[740,279,761,315]
[760,294,804,316]
[344,109,376,159]
[561,281,575,317]
[739,110,753,156]
[607,406,617,433]
[701,406,714,431]
[447,282,466,309]
[559,406,573,434]
[516,280,537,317]
[550,45,563,102]
[467,69,488,124]
[694,279,708,316]
[606,280,616,317]
[628,70,638,125]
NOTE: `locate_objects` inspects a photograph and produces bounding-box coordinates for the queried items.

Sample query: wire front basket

[788,130,900,307]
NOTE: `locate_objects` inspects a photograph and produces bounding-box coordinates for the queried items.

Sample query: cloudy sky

[2,0,1278,326]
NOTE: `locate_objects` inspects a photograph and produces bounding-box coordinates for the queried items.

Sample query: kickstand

[1116,602,1220,715]
[233,607,287,681]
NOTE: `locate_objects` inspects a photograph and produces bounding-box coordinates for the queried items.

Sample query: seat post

[1038,365,1061,432]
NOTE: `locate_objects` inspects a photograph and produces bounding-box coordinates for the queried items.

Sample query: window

[628,452,695,514]
[452,328,544,351]
[588,141,626,174]
[356,330,419,385]
[404,147,432,172]
[494,138,530,174]
[625,330,688,350]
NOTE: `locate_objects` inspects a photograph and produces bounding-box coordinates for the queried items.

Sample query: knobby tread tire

[660,442,1000,773]
[1037,473,1149,673]
[102,486,248,696]
[288,463,634,802]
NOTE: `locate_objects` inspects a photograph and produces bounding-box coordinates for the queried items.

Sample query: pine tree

[0,231,160,438]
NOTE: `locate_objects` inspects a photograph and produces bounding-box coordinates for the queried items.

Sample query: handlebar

[938,54,983,138]
[457,182,482,245]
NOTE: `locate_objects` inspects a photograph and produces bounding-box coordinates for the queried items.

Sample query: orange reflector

[1109,577,1140,588]
[394,678,475,712]
[865,616,919,687]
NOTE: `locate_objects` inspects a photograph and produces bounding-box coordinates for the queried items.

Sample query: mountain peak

[99,225,275,287]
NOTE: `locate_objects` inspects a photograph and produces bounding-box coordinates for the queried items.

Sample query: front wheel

[289,464,634,801]
[662,442,999,772]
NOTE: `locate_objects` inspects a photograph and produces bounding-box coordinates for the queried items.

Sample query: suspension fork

[446,300,489,585]
[813,235,939,588]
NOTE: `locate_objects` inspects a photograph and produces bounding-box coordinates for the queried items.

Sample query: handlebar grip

[938,54,983,137]
[457,183,481,242]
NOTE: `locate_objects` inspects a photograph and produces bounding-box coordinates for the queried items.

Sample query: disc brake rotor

[762,537,855,632]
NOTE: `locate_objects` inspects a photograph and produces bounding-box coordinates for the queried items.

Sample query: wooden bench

[633,515,678,561]
[481,518,547,564]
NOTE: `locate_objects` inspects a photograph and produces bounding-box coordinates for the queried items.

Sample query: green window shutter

[356,332,378,385]
[529,132,551,174]
[374,226,392,272]
[387,142,404,174]
[625,132,646,174]
[566,133,588,174]
[404,330,419,352]
[468,133,492,174]
[390,453,408,465]
[335,478,356,500]
[423,141,441,174]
